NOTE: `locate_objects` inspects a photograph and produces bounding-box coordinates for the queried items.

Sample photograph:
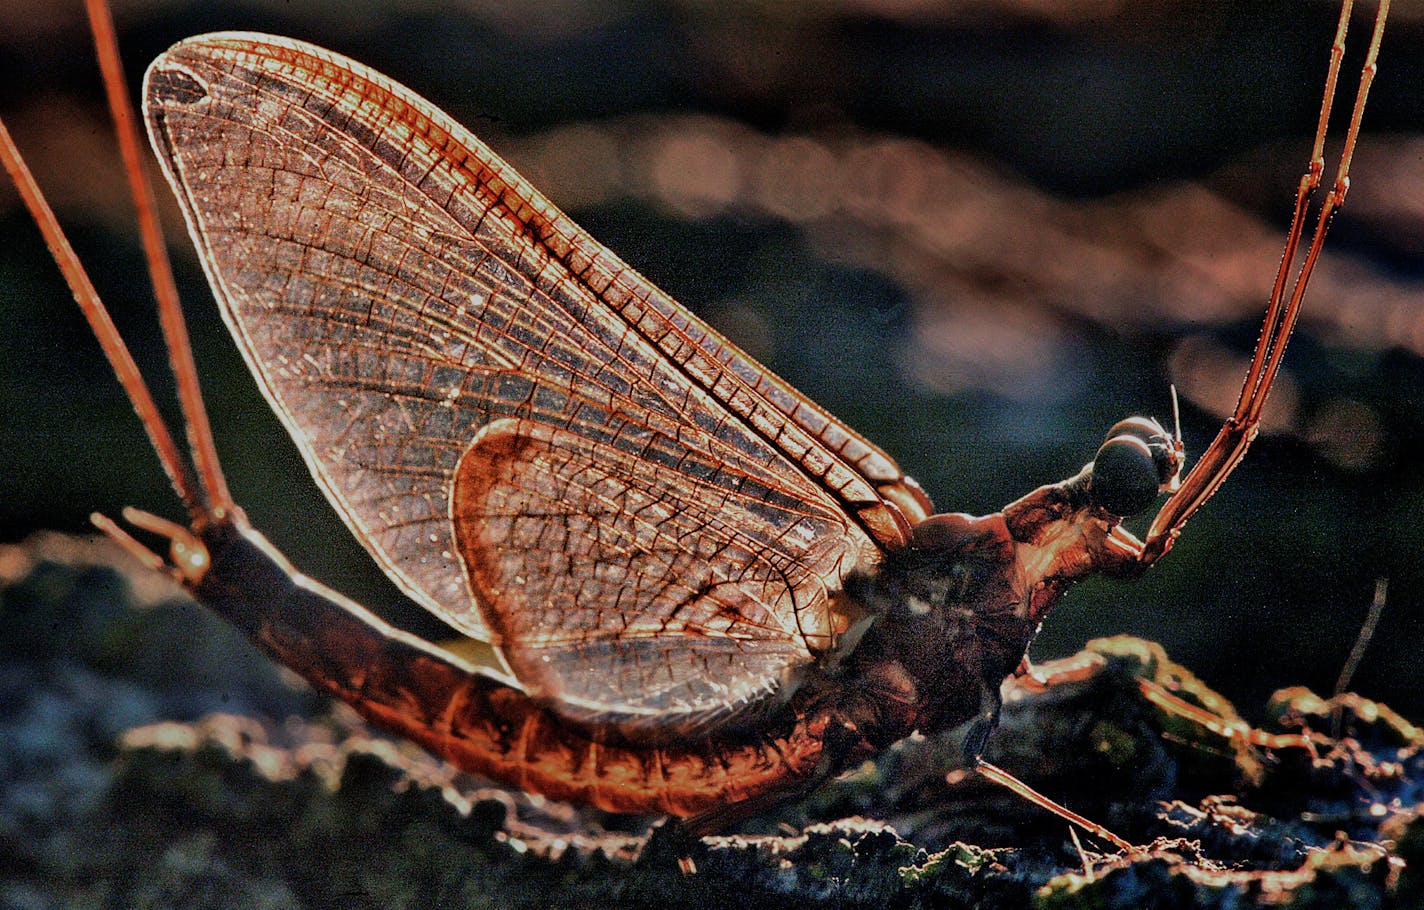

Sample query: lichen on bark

[1,533,1419,908]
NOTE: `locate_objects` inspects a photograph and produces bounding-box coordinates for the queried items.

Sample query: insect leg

[960,676,1131,851]
[973,761,1132,853]
[1137,0,1388,567]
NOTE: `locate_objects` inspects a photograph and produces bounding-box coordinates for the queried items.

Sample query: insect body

[0,0,1388,837]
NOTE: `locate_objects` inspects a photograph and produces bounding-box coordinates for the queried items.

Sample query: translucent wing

[142,34,931,719]
[453,419,859,732]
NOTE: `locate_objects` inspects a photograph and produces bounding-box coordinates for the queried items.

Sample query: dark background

[0,0,1421,724]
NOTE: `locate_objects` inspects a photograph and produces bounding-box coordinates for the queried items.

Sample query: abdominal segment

[194,518,860,817]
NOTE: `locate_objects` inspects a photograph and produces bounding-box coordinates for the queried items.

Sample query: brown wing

[142,33,930,712]
[452,419,860,732]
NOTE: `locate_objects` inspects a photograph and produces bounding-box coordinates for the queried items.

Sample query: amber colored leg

[1138,0,1389,567]
[974,760,1133,852]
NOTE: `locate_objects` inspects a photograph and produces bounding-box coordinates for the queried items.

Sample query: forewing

[141,35,927,675]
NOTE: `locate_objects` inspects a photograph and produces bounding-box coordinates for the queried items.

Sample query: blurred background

[0,0,1421,723]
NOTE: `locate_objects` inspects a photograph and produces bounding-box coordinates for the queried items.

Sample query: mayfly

[0,0,1388,847]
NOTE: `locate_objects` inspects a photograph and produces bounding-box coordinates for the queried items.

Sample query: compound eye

[1091,435,1162,517]
[1102,416,1178,486]
[1103,416,1163,444]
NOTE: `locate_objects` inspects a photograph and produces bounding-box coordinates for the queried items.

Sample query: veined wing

[451,418,860,732]
[142,34,931,716]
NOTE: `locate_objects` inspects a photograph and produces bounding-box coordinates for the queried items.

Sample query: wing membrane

[453,419,857,731]
[142,35,928,695]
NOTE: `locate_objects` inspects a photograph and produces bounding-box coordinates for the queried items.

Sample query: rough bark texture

[2,533,1419,909]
